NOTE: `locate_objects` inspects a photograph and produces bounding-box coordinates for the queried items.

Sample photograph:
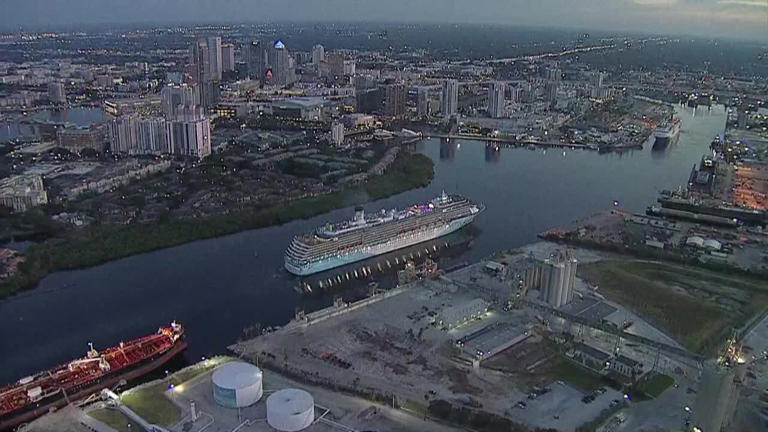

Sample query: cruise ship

[285,193,484,276]
[652,116,682,150]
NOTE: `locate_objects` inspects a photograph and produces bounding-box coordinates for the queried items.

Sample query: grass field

[578,260,768,355]
[87,408,135,432]
[638,373,675,398]
[121,383,181,427]
[553,359,607,392]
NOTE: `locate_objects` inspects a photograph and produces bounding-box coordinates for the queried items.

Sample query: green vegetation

[121,383,181,427]
[0,153,433,298]
[553,358,607,392]
[87,408,135,432]
[637,373,674,398]
[578,260,768,355]
[427,399,533,432]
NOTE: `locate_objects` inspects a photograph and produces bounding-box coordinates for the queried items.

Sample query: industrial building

[212,361,263,408]
[436,298,489,329]
[524,249,578,308]
[266,388,315,431]
[572,342,611,371]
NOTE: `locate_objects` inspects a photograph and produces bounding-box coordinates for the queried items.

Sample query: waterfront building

[47,82,66,104]
[221,44,235,72]
[0,174,48,212]
[524,249,577,308]
[437,298,489,330]
[331,122,344,146]
[488,81,505,118]
[441,79,459,117]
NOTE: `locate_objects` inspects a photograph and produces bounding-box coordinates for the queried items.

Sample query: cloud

[718,0,768,6]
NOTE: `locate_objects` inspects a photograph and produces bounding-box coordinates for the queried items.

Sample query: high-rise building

[109,115,211,158]
[383,83,406,117]
[590,71,605,88]
[311,44,325,65]
[326,53,345,79]
[343,60,356,76]
[246,40,265,81]
[545,81,559,108]
[47,82,66,104]
[441,79,459,117]
[221,44,235,72]
[168,117,211,158]
[545,66,562,81]
[160,83,199,119]
[488,81,505,118]
[268,40,291,86]
[331,122,344,146]
[192,40,212,108]
[207,37,222,81]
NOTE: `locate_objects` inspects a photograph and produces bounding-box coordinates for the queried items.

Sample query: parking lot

[512,382,624,431]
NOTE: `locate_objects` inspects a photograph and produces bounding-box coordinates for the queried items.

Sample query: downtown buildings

[108,82,211,158]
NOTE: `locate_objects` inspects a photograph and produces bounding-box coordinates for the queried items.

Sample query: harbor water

[0,104,727,384]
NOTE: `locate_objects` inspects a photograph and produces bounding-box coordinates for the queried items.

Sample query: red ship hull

[0,340,187,431]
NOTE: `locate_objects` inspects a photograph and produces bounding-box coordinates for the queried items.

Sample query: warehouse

[437,298,490,330]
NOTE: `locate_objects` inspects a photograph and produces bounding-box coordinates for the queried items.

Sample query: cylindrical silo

[212,361,263,408]
[267,388,315,431]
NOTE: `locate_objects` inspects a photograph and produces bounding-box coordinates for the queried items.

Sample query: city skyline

[2,0,768,41]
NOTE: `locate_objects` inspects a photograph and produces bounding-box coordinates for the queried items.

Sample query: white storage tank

[266,388,315,431]
[211,361,263,408]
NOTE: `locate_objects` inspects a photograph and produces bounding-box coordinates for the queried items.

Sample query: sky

[2,0,767,41]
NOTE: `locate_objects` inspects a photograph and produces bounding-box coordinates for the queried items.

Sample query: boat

[0,322,186,430]
[285,192,484,276]
[652,116,682,150]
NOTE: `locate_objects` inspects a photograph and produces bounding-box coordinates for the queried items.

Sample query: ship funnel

[354,206,365,223]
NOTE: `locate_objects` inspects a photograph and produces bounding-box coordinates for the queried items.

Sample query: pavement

[512,383,623,432]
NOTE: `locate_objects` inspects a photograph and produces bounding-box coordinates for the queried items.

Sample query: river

[0,107,105,142]
[0,104,726,384]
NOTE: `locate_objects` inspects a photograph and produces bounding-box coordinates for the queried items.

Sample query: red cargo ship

[0,322,187,431]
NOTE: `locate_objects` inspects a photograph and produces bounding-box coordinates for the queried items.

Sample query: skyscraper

[192,40,211,107]
[311,44,325,65]
[221,44,235,72]
[488,81,505,118]
[383,83,406,117]
[441,79,459,118]
[207,37,222,81]
[268,40,291,86]
[246,40,265,82]
[160,83,200,119]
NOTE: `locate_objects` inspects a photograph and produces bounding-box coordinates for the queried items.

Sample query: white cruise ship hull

[285,213,478,276]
